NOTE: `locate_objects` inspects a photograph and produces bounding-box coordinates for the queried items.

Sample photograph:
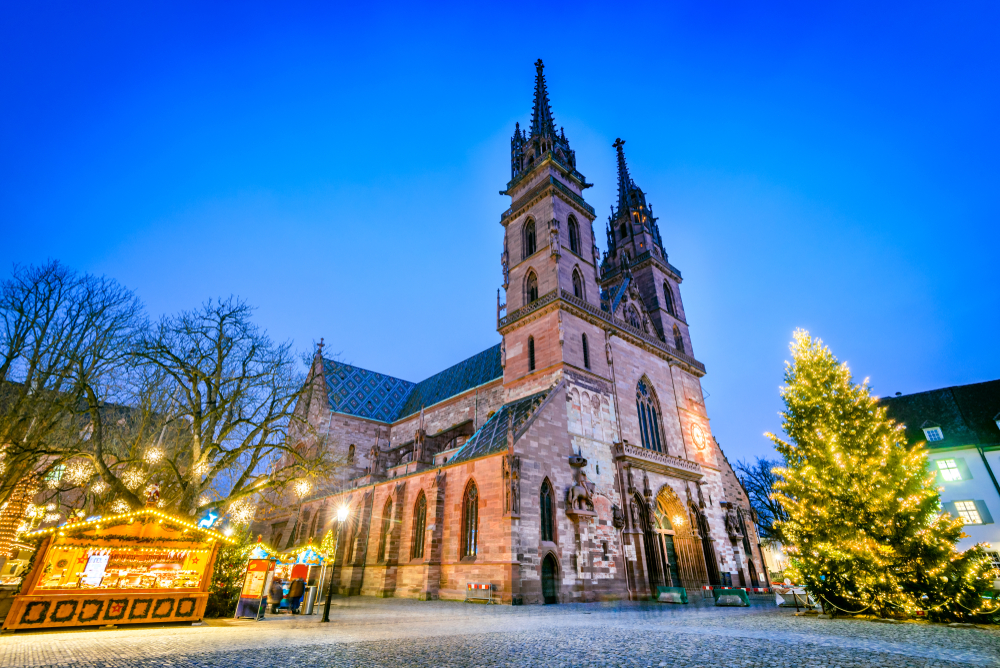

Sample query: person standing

[269,578,285,614]
[287,577,306,614]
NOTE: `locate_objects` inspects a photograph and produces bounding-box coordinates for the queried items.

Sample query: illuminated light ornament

[122,468,144,490]
[144,447,165,464]
[91,480,109,494]
[43,513,60,523]
[45,503,56,511]
[197,494,211,507]
[197,510,219,529]
[228,498,256,526]
[192,461,210,476]
[110,498,131,514]
[294,479,311,498]
[65,461,93,486]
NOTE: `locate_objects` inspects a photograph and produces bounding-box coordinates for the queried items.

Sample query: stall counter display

[2,509,233,631]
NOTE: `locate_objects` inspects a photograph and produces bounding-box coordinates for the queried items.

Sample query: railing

[497,289,558,328]
[501,175,595,223]
[559,290,706,373]
[614,442,704,480]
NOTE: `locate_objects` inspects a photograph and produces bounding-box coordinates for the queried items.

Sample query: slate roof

[321,344,502,424]
[881,379,1000,450]
[449,388,550,464]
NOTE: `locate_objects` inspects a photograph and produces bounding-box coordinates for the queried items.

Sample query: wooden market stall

[2,508,232,631]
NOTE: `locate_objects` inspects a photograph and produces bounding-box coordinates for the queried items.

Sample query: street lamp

[320,505,350,623]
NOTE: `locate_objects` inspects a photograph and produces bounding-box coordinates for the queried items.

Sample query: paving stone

[1,597,997,668]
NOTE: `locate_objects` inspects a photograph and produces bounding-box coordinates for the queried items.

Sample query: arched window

[636,379,664,453]
[619,222,628,240]
[377,498,393,563]
[526,271,538,303]
[662,282,675,317]
[582,333,590,370]
[411,492,427,559]
[627,305,641,330]
[528,335,536,372]
[523,219,536,259]
[572,269,583,299]
[568,217,580,255]
[462,481,479,558]
[673,325,684,353]
[540,479,555,542]
[347,444,355,464]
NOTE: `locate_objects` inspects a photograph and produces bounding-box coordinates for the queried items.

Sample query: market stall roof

[22,508,235,544]
[249,540,323,562]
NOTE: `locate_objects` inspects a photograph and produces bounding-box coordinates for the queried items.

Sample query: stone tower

[499,59,604,396]
[601,139,692,355]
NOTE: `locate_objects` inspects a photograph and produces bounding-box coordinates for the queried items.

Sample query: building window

[523,219,536,259]
[572,269,583,299]
[936,459,962,481]
[673,325,684,353]
[619,222,628,240]
[987,551,1000,571]
[923,426,944,442]
[377,498,393,562]
[582,333,590,370]
[954,500,983,524]
[540,479,555,542]
[462,481,479,558]
[411,493,426,559]
[636,379,664,453]
[526,271,539,303]
[626,305,642,330]
[568,217,580,255]
[528,336,536,372]
[347,444,355,464]
[662,282,675,317]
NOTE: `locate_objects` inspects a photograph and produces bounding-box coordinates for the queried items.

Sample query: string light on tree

[768,330,998,621]
[144,447,165,464]
[121,468,144,491]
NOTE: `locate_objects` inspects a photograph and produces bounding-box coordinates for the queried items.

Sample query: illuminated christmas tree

[768,330,996,619]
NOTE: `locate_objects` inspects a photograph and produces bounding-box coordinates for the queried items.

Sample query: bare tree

[1,263,336,532]
[734,456,789,544]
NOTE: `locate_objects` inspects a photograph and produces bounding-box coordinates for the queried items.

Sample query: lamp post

[321,505,350,623]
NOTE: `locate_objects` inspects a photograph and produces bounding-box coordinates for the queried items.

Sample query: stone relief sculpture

[566,455,595,513]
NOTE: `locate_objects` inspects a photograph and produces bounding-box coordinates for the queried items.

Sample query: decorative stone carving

[501,236,509,289]
[566,455,595,515]
[500,339,506,368]
[502,453,521,515]
[611,504,625,530]
[548,218,561,258]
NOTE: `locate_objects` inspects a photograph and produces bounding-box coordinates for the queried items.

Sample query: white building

[883,380,1000,577]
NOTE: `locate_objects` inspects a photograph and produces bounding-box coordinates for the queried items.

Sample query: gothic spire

[530,59,557,139]
[613,138,632,215]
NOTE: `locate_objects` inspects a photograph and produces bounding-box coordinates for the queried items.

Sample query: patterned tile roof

[321,343,503,424]
[396,344,503,420]
[449,388,549,464]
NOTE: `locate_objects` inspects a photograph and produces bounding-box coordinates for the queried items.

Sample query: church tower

[600,140,693,357]
[499,60,603,395]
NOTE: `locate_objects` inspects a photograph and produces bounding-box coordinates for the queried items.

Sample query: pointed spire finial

[316,337,324,357]
[613,138,632,215]
[531,59,556,139]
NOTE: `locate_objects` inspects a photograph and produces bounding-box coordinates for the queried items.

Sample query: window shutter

[940,501,958,519]
[955,458,973,480]
[974,500,994,524]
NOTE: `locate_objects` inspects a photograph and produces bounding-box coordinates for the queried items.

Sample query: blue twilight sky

[2,1,998,464]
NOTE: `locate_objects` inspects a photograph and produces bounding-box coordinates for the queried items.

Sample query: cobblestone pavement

[2,597,998,667]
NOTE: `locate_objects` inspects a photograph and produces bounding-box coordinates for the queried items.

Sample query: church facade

[254,61,767,604]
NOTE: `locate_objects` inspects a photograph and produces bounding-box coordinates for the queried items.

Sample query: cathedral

[254,60,767,604]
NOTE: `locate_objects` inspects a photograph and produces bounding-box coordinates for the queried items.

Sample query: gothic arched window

[411,492,427,559]
[662,282,675,317]
[377,498,393,563]
[528,335,536,372]
[619,222,628,241]
[526,271,539,303]
[572,268,583,299]
[636,379,664,453]
[523,219,536,259]
[568,217,580,255]
[627,305,641,330]
[673,325,685,353]
[540,479,554,542]
[582,333,590,370]
[462,481,479,558]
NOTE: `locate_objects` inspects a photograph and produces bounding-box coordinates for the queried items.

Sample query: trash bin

[303,586,317,615]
